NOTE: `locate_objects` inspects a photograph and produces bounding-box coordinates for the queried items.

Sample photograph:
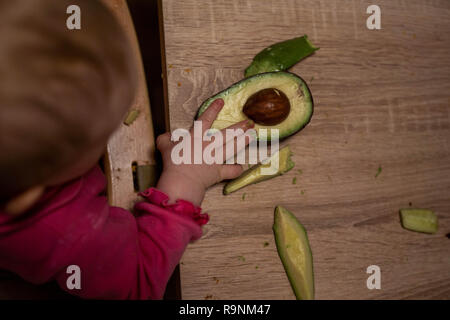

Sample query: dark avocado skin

[196,71,314,141]
[293,74,314,137]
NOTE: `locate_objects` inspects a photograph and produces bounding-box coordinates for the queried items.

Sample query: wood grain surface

[161,0,450,299]
[103,0,156,210]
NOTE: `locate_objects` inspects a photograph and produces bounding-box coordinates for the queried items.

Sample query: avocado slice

[197,72,313,141]
[273,206,314,300]
[245,35,319,77]
[223,146,294,195]
[400,208,438,234]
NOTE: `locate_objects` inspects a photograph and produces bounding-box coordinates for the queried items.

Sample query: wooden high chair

[102,0,157,209]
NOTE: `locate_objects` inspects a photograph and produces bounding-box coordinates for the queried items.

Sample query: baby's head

[0,0,137,212]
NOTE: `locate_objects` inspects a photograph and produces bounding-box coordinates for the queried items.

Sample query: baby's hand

[156,99,254,206]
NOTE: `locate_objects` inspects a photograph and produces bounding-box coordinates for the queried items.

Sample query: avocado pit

[243,88,290,126]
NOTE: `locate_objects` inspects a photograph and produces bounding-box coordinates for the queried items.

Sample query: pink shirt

[0,166,209,299]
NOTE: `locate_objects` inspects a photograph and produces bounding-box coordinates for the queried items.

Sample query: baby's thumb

[220,164,244,181]
[156,132,172,151]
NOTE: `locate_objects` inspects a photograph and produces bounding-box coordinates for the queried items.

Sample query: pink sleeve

[0,167,209,300]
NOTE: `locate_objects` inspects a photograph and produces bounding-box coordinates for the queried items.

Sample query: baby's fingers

[220,164,244,181]
[220,119,254,139]
[156,132,172,151]
[196,99,224,130]
[222,130,255,163]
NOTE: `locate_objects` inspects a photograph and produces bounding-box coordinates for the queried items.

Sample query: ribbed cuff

[139,188,209,226]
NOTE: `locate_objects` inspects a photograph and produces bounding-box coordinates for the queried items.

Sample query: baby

[0,0,253,299]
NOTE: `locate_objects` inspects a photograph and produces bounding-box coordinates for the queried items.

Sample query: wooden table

[161,0,450,299]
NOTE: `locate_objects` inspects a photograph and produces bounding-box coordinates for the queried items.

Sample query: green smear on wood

[124,110,140,126]
[375,165,382,178]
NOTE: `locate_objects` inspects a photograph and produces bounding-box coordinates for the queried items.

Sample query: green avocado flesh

[273,206,314,300]
[400,209,438,234]
[197,72,313,141]
[223,146,294,195]
[245,35,319,77]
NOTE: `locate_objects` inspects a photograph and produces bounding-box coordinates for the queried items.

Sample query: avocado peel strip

[273,205,314,300]
[223,146,294,195]
[400,208,438,234]
[245,35,319,77]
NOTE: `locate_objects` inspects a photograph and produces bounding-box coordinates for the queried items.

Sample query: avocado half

[197,72,313,140]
